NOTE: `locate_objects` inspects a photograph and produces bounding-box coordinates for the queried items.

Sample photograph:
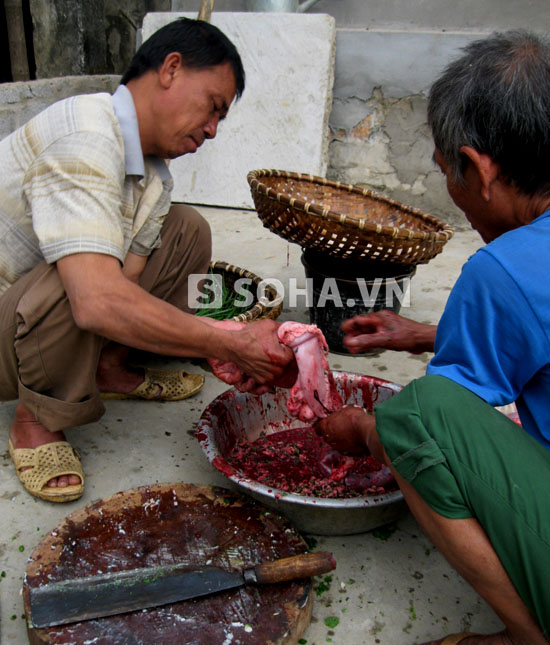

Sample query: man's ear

[460,146,499,201]
[158,52,183,89]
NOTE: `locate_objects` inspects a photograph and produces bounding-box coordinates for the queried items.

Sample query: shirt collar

[112,85,172,184]
[112,85,145,177]
[147,155,172,183]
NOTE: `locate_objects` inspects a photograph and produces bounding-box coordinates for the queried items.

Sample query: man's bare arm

[122,251,147,283]
[56,253,292,384]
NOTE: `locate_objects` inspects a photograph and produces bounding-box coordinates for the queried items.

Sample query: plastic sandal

[8,439,84,503]
[101,368,204,401]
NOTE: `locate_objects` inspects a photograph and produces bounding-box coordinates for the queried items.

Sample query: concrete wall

[1,2,548,225]
[0,76,120,142]
[29,0,170,78]
[171,0,550,226]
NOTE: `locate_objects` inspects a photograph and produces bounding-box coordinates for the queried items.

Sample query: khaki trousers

[0,205,211,432]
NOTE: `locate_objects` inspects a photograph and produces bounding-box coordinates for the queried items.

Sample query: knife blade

[29,551,336,628]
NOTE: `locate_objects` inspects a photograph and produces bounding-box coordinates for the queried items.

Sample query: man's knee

[166,204,212,252]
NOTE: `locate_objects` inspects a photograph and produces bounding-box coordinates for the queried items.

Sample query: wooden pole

[4,0,29,80]
[198,0,215,22]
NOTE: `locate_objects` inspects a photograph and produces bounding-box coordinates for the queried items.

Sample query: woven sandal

[441,634,479,644]
[101,368,204,401]
[8,439,84,503]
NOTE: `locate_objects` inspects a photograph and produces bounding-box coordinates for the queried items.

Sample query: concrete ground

[0,206,504,644]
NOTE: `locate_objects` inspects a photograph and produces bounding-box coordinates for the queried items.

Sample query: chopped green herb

[11,615,16,621]
[314,575,333,596]
[409,600,417,620]
[298,640,307,644]
[1,571,6,577]
[18,545,24,552]
[347,578,355,584]
[304,536,318,550]
[324,616,339,629]
[371,524,397,541]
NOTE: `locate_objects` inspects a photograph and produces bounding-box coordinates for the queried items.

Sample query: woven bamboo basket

[247,169,454,265]
[207,260,282,322]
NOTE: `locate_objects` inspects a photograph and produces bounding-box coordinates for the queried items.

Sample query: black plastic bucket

[301,249,416,355]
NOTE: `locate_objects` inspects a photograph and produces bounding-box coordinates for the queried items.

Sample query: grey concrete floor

[0,206,504,644]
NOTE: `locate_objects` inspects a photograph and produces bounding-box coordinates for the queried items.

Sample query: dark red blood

[226,427,396,498]
[212,455,236,477]
[272,361,299,389]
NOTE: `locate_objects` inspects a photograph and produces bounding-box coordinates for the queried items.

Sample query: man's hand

[229,319,295,384]
[342,310,437,355]
[314,406,375,455]
[206,319,296,390]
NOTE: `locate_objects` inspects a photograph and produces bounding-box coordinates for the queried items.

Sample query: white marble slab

[142,12,335,208]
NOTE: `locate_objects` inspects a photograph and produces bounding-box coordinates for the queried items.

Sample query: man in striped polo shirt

[0,18,292,502]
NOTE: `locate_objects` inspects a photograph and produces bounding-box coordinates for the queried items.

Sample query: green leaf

[304,536,318,550]
[371,524,397,541]
[324,616,339,629]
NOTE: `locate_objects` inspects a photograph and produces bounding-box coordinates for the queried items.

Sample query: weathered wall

[29,0,170,78]
[1,1,547,225]
[170,0,549,225]
[327,30,485,226]
[0,76,120,141]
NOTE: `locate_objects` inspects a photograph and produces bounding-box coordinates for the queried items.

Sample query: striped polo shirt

[0,85,173,296]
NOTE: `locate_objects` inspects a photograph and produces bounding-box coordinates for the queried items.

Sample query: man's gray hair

[428,30,550,196]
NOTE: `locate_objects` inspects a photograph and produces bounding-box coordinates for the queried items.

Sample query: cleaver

[29,551,336,628]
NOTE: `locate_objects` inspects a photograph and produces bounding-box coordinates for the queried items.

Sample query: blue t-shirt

[427,209,550,448]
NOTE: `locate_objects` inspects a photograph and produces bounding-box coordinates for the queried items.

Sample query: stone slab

[142,12,335,208]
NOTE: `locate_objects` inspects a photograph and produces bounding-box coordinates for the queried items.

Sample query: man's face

[152,60,237,159]
[434,149,496,243]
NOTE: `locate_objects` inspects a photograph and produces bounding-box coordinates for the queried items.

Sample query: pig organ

[277,321,343,422]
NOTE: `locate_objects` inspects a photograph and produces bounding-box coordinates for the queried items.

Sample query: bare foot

[9,403,81,489]
[96,343,144,394]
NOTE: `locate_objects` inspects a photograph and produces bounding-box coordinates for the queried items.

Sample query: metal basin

[196,371,408,535]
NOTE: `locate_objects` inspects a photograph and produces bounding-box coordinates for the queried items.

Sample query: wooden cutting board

[24,483,313,644]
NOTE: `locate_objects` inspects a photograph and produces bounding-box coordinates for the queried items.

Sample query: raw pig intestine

[277,321,343,422]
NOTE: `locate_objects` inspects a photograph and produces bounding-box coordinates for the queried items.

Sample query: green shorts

[375,375,550,635]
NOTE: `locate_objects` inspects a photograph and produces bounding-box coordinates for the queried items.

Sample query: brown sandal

[101,368,204,401]
[8,439,84,503]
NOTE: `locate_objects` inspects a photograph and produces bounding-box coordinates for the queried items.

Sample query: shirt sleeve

[426,249,548,406]
[128,159,173,257]
[24,130,126,264]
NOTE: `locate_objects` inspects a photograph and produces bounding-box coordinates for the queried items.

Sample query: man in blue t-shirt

[316,32,550,644]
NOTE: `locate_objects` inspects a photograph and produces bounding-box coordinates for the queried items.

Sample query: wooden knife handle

[253,552,336,584]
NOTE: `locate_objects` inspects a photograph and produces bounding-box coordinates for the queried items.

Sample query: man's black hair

[428,30,550,196]
[121,18,245,98]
